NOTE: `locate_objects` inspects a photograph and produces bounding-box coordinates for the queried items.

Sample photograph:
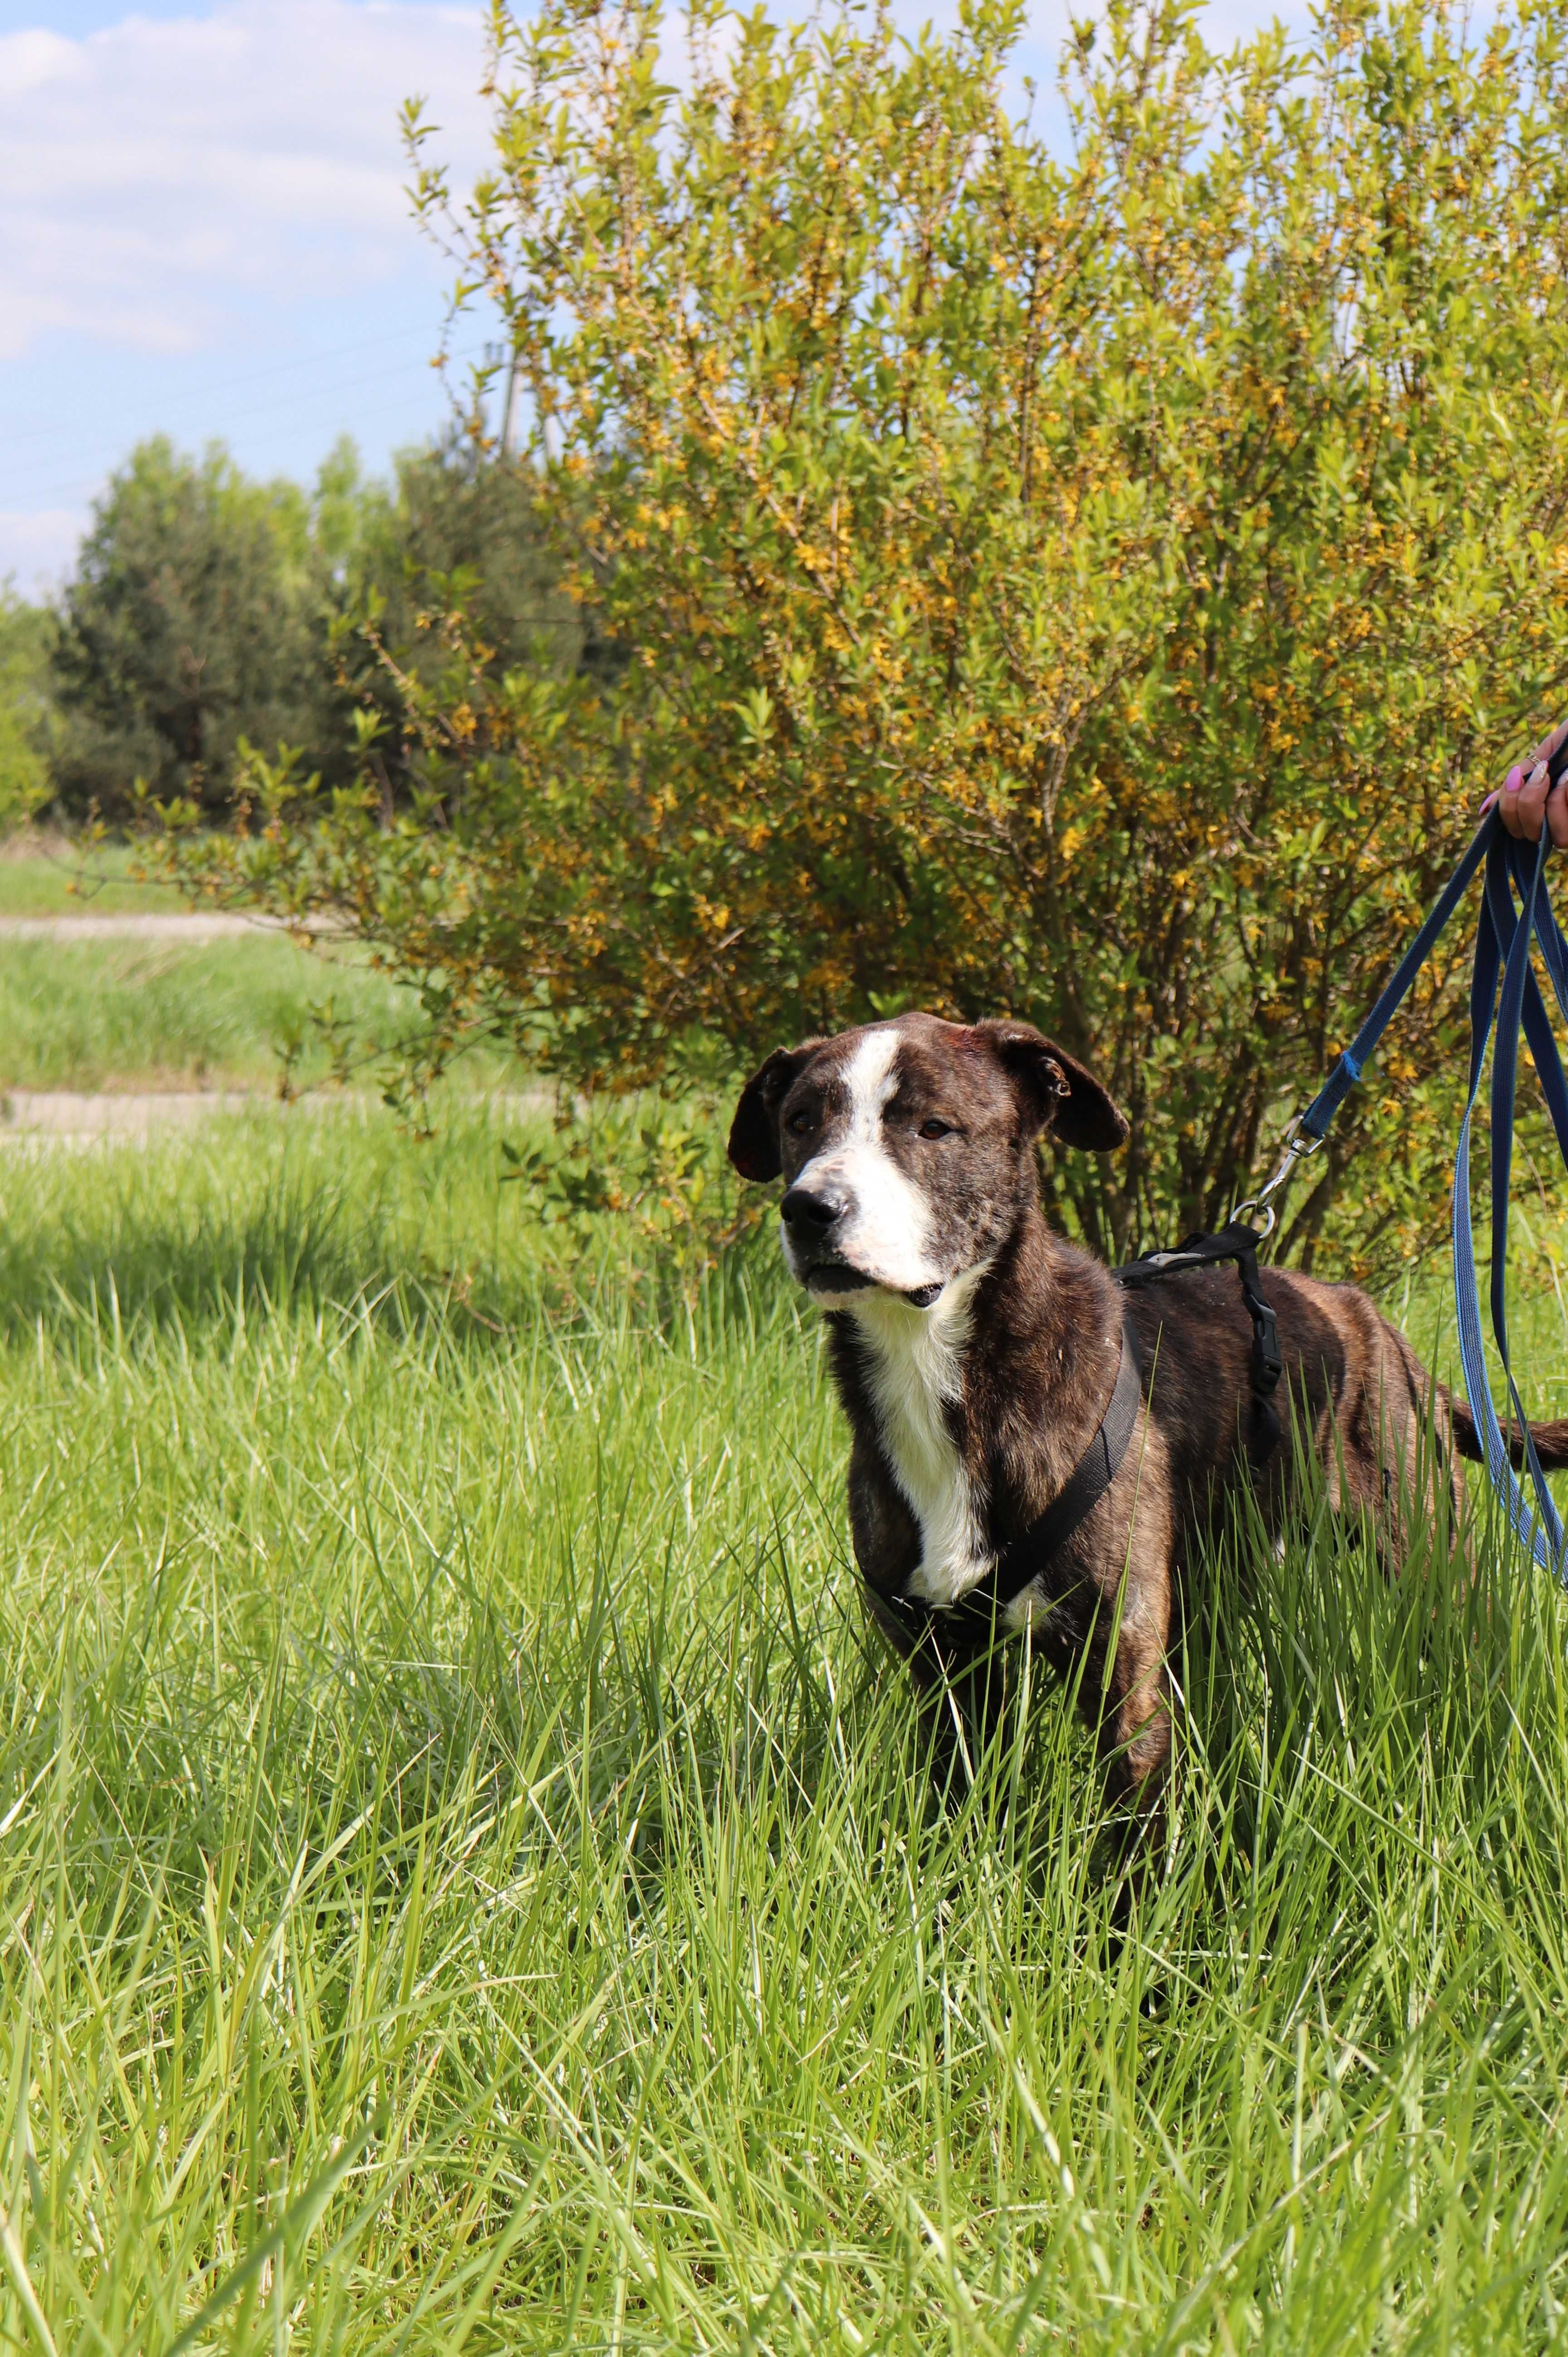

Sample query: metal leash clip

[1228,1115,1324,1239]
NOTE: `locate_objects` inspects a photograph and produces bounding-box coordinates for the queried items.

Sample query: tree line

[0,429,586,829]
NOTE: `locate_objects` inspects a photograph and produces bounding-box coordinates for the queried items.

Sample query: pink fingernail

[1505,766,1524,792]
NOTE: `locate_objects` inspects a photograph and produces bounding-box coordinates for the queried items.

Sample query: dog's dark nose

[780,1183,846,1233]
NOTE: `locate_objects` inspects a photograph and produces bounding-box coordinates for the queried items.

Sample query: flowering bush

[171,0,1568,1271]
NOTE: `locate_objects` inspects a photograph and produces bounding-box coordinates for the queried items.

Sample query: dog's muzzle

[780,1183,856,1291]
[779,1181,943,1309]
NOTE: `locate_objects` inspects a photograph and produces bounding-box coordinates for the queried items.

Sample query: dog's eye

[918,1117,955,1140]
[786,1108,814,1136]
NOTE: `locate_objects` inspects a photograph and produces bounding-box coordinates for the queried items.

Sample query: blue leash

[1240,771,1568,1579]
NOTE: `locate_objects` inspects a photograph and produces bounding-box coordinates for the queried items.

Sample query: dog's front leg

[1083,1547,1177,1892]
[860,1590,1007,1805]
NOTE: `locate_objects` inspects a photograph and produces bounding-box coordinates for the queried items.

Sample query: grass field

[0,840,514,1095]
[0,836,425,1095]
[5,1120,1568,2353]
[0,836,178,917]
[6,908,1568,2348]
[0,935,445,1095]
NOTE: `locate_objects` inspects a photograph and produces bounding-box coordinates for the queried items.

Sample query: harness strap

[1116,1219,1283,1461]
[869,1310,1143,1651]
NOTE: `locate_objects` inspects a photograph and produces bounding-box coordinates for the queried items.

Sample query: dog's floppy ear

[728,1040,826,1181]
[977,1020,1128,1153]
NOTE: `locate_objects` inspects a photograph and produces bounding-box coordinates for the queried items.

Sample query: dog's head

[727,1013,1126,1308]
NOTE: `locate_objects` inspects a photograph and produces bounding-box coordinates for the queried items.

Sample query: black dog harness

[868,1222,1282,1654]
[1116,1218,1283,1466]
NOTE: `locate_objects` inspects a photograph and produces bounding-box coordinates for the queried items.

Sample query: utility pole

[482,339,521,458]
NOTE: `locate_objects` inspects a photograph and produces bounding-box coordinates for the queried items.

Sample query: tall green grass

[0,836,442,1095]
[4,1109,1568,2350]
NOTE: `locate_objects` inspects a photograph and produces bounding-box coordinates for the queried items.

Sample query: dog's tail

[1450,1394,1568,1471]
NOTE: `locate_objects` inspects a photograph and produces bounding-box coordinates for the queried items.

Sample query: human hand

[1485,719,1568,846]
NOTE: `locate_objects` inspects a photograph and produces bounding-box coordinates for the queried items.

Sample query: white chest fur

[846,1268,992,1605]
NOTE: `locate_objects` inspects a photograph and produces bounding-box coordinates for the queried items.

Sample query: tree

[50,438,329,822]
[332,432,602,813]
[49,428,589,827]
[374,433,591,680]
[166,0,1568,1275]
[0,587,52,829]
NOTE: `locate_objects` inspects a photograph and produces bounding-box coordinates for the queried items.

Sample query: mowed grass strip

[0,836,496,1096]
[3,1109,1568,2350]
[0,934,462,1094]
[0,840,179,919]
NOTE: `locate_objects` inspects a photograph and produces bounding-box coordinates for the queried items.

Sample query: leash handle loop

[1297,732,1568,1145]
[1295,815,1497,1145]
[1237,733,1568,1579]
[1452,824,1568,1577]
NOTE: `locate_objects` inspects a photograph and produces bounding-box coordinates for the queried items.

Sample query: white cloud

[0,1,491,360]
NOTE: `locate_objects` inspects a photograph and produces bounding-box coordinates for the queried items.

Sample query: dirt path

[0,1086,551,1149]
[0,1089,289,1147]
[0,913,314,942]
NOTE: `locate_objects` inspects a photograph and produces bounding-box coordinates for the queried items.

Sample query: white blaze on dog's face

[781,1026,940,1298]
[727,1012,1128,1311]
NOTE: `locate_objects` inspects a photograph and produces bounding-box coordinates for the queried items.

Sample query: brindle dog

[729,1012,1568,1802]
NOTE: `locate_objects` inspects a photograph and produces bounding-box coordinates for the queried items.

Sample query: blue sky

[0,0,495,588]
[0,0,1296,593]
